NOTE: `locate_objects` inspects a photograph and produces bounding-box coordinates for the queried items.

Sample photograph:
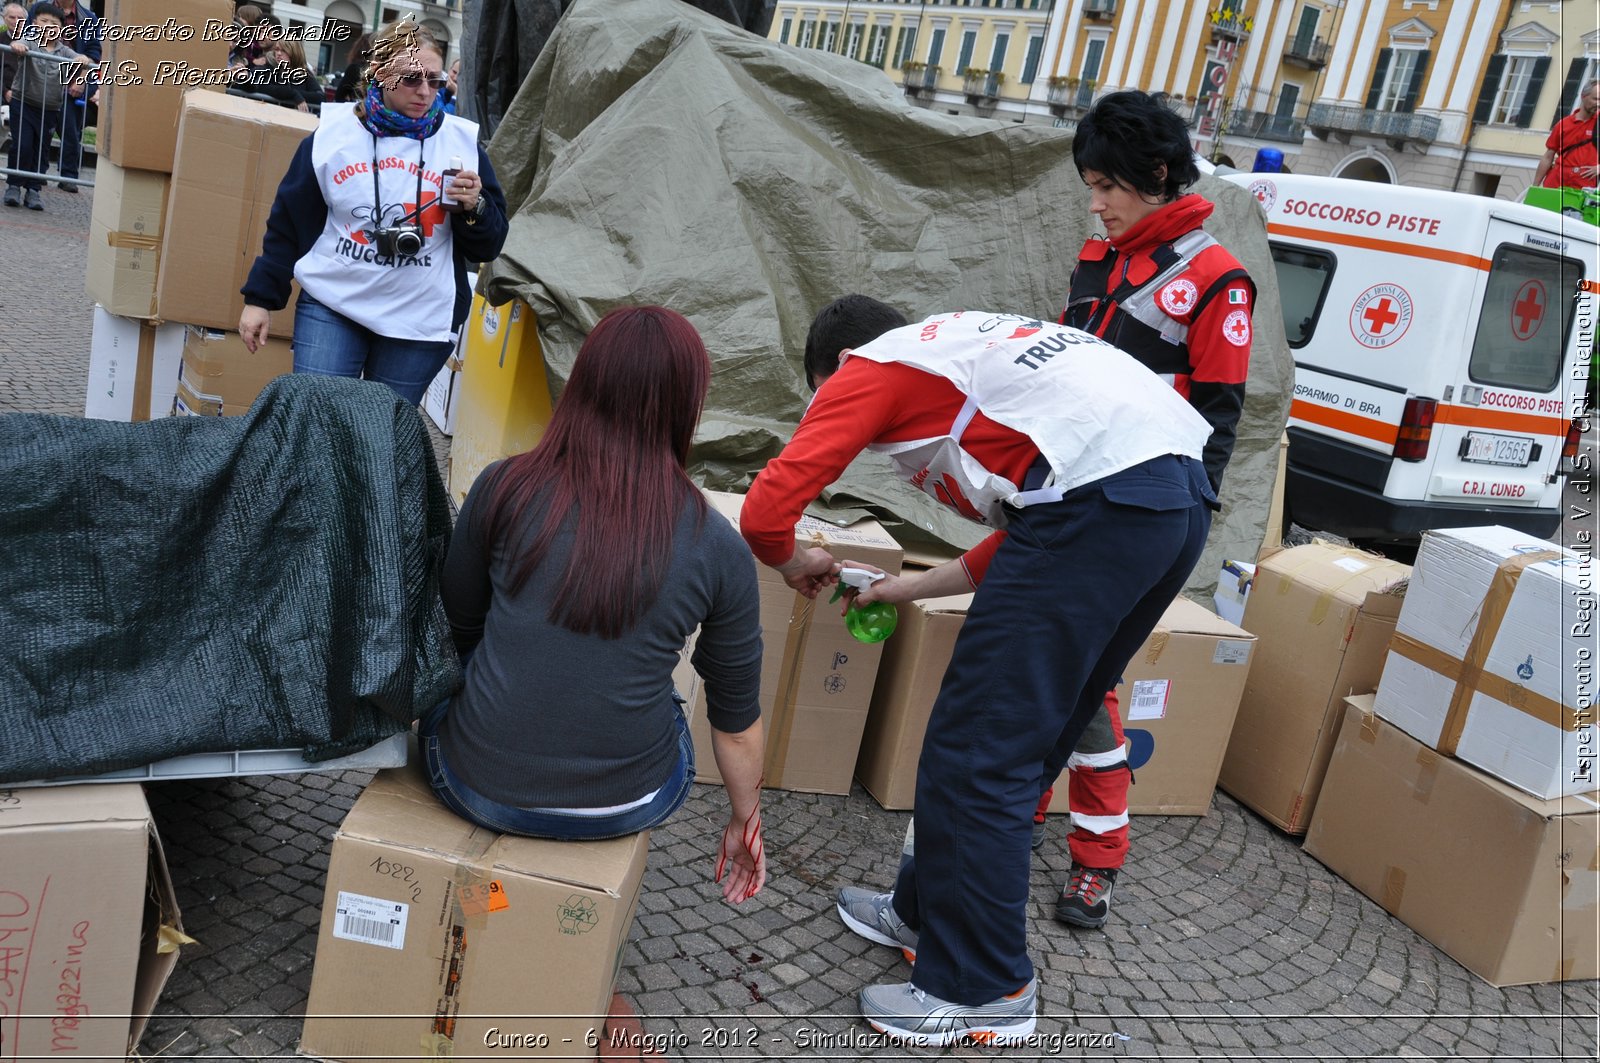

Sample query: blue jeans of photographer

[292,291,455,406]
[417,693,695,841]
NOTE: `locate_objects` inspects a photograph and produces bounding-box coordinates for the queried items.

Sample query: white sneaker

[859,977,1038,1046]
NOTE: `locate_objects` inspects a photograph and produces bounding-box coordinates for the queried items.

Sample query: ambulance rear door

[1421,217,1589,514]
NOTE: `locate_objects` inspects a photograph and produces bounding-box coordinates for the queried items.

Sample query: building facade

[770,0,1598,198]
[249,0,465,76]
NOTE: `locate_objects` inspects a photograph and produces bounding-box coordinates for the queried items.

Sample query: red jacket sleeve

[741,360,901,567]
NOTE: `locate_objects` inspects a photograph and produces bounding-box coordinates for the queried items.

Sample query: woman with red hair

[420,306,767,904]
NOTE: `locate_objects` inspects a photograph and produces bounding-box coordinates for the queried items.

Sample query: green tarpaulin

[483,0,1292,597]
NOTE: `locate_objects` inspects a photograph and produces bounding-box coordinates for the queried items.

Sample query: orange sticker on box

[459,880,509,916]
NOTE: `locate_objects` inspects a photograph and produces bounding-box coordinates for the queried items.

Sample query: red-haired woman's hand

[714,807,765,904]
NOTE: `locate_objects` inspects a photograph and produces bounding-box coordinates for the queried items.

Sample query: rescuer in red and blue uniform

[1038,89,1255,931]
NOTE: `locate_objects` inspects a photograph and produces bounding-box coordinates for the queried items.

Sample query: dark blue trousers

[892,454,1213,1004]
[8,103,62,191]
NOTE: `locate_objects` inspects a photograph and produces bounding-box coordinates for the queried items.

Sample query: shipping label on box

[302,757,649,1062]
[172,327,293,417]
[1047,597,1257,816]
[157,92,317,339]
[0,782,185,1059]
[98,0,234,172]
[1306,697,1598,987]
[85,305,184,421]
[1373,526,1587,799]
[85,161,170,318]
[1218,543,1409,834]
[688,492,902,795]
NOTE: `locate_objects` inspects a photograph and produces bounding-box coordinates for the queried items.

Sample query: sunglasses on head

[393,72,448,89]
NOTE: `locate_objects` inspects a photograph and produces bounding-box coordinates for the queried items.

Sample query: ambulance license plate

[1460,431,1533,467]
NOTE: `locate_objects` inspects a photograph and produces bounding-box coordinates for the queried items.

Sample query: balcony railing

[1226,108,1306,143]
[1283,36,1329,68]
[964,70,1002,104]
[1306,103,1440,147]
[1084,0,1118,19]
[1208,7,1253,41]
[901,64,941,96]
[1046,81,1096,116]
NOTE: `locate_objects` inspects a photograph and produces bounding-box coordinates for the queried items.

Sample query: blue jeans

[291,292,455,406]
[892,454,1214,1005]
[416,696,695,840]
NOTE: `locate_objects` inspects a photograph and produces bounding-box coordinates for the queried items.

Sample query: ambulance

[1223,172,1592,541]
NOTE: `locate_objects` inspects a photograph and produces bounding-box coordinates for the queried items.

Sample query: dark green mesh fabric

[0,374,461,783]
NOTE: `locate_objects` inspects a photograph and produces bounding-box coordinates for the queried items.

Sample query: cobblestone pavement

[3,177,1598,1062]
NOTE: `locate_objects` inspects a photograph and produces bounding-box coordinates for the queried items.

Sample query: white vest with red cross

[842,311,1212,527]
[295,104,479,343]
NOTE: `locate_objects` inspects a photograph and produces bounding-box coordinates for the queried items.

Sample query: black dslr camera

[372,224,424,257]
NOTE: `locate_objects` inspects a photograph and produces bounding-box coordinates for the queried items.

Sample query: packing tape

[423,832,500,1060]
[1558,957,1576,980]
[106,229,160,252]
[131,323,155,422]
[1381,866,1405,913]
[1411,747,1438,805]
[1142,629,1170,665]
[1359,711,1379,744]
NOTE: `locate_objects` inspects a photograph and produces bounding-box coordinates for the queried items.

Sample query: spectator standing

[1533,79,1599,190]
[5,3,87,210]
[440,58,458,114]
[30,0,96,193]
[333,30,371,103]
[1,2,27,170]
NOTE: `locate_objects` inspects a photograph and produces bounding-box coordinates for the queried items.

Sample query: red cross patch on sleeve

[1223,309,1252,347]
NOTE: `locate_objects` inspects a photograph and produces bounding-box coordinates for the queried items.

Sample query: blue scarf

[360,81,445,140]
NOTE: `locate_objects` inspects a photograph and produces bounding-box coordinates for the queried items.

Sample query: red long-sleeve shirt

[741,357,1039,585]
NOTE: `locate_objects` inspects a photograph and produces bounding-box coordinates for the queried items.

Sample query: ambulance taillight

[1566,417,1585,461]
[1394,397,1436,461]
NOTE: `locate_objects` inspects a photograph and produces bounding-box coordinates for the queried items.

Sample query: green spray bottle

[829,567,898,644]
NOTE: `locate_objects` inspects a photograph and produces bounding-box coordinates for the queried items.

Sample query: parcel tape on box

[1386,550,1575,753]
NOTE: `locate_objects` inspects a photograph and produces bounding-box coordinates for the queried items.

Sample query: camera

[372,224,424,258]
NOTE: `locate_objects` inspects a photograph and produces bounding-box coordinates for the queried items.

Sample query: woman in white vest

[238,16,507,405]
[741,296,1217,1045]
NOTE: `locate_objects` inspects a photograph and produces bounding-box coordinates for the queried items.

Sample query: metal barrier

[2,45,93,193]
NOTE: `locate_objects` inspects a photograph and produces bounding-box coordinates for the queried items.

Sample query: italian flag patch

[1229,288,1248,304]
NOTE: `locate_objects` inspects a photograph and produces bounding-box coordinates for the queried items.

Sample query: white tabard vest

[294,105,479,343]
[843,311,1212,527]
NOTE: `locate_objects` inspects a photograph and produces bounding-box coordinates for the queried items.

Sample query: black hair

[803,295,908,390]
[1072,90,1200,202]
[29,2,65,22]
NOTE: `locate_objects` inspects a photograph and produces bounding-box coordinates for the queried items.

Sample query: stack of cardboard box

[1304,527,1597,985]
[83,0,302,422]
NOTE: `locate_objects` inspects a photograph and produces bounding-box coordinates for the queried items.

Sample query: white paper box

[1213,559,1256,628]
[1374,526,1591,799]
[85,305,184,421]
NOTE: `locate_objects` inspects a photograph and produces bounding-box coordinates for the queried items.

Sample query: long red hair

[475,306,710,639]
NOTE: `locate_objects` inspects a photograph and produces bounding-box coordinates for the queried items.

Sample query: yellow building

[1036,0,1597,196]
[768,1,1059,123]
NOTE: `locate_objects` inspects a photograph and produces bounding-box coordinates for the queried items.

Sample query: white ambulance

[1224,173,1591,541]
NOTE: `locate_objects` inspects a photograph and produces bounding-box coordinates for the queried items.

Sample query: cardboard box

[1045,598,1257,816]
[1212,558,1255,628]
[447,295,552,505]
[0,782,185,1058]
[171,328,293,416]
[1217,544,1409,834]
[302,758,649,1062]
[85,161,170,318]
[1306,697,1599,986]
[687,492,903,795]
[85,305,184,421]
[157,92,316,338]
[1373,526,1587,799]
[97,0,234,172]
[423,355,463,435]
[855,593,973,809]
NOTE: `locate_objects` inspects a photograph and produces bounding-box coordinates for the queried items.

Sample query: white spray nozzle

[837,567,885,591]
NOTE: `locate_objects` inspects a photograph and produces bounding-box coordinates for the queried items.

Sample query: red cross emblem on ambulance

[1510,280,1545,341]
[1349,282,1414,349]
